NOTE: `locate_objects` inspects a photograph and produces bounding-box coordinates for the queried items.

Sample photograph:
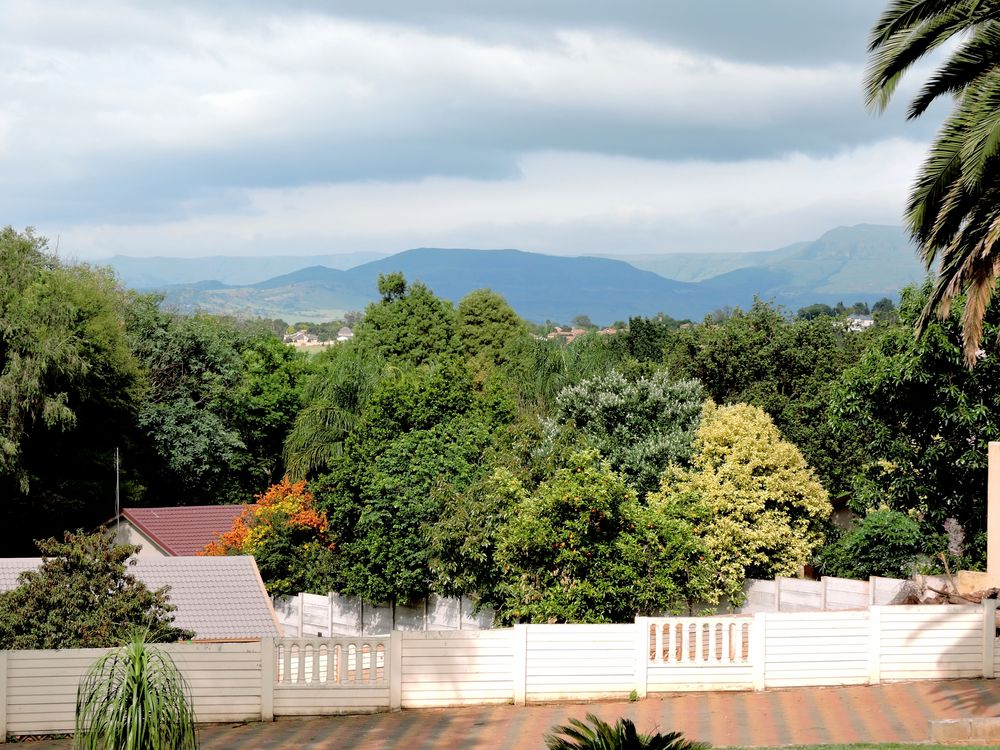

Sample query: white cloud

[1,1,939,255]
[57,138,924,258]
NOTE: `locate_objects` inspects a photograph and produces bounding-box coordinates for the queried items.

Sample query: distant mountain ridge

[109,225,929,324]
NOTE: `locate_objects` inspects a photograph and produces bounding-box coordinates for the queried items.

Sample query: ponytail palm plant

[74,631,197,750]
[546,714,709,750]
[866,0,1000,363]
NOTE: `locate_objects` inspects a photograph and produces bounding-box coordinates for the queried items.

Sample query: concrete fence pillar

[634,617,649,699]
[390,631,402,711]
[0,651,7,742]
[513,624,528,706]
[750,613,766,690]
[259,638,274,722]
[868,606,881,685]
[983,599,997,679]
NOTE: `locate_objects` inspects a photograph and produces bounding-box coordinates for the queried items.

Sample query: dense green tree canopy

[555,369,704,492]
[494,450,716,624]
[653,402,832,602]
[664,302,869,500]
[0,227,141,546]
[316,356,516,602]
[0,531,191,649]
[829,283,1000,556]
[456,288,528,365]
[354,276,457,366]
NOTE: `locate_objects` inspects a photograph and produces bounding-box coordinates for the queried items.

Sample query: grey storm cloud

[0,0,942,254]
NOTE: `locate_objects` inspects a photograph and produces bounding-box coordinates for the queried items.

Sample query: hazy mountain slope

[612,225,924,292]
[610,241,809,282]
[133,224,928,323]
[103,252,387,289]
[341,248,705,322]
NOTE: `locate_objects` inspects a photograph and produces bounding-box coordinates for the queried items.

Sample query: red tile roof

[120,505,250,556]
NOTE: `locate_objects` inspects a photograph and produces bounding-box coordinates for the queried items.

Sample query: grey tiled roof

[0,555,280,641]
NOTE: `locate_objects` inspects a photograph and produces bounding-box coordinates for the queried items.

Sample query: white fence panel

[400,630,514,708]
[871,577,913,605]
[525,624,634,702]
[879,605,983,680]
[302,592,332,637]
[273,637,390,716]
[764,611,869,688]
[646,617,753,691]
[740,580,777,613]
[5,642,263,736]
[824,577,870,610]
[777,578,823,612]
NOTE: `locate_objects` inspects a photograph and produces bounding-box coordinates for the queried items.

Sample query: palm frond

[545,713,709,750]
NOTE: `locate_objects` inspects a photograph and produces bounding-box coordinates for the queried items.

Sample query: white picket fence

[0,602,995,739]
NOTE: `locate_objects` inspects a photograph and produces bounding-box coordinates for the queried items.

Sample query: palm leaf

[545,713,709,750]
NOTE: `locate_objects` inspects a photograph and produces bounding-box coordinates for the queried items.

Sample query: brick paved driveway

[22,679,1000,749]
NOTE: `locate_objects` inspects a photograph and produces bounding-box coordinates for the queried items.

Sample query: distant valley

[105,224,927,324]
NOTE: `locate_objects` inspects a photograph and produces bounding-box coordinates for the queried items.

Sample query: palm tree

[74,631,197,750]
[545,714,709,750]
[866,0,1000,363]
[282,346,387,480]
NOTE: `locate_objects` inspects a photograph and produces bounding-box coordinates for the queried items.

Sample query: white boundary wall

[275,576,912,636]
[274,593,494,636]
[735,575,911,613]
[1,602,997,740]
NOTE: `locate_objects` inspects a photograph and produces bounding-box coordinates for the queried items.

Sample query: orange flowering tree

[202,478,334,596]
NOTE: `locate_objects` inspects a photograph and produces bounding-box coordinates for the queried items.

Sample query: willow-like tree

[866,0,1000,362]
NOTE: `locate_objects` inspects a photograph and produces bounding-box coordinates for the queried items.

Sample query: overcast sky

[2,1,943,258]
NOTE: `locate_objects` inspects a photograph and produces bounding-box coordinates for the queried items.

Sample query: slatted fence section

[764,611,869,687]
[524,624,635,702]
[879,605,984,680]
[646,617,754,691]
[5,642,263,736]
[777,578,824,612]
[400,630,513,707]
[273,637,390,716]
[824,577,870,610]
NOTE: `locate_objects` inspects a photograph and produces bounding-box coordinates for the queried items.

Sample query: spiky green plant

[74,631,198,750]
[545,713,710,750]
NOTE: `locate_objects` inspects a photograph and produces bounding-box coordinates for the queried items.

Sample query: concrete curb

[930,718,1000,742]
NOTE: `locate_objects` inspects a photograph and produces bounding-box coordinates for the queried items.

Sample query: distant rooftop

[0,556,280,641]
[118,505,249,556]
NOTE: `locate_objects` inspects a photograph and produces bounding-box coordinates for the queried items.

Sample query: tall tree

[0,531,190,649]
[555,369,704,493]
[354,275,457,366]
[866,0,1000,362]
[456,288,528,365]
[828,282,1000,559]
[0,227,141,546]
[651,402,831,603]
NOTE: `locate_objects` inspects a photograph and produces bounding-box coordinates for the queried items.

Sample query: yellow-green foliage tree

[651,402,831,602]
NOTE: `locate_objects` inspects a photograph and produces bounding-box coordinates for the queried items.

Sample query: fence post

[751,612,766,690]
[0,652,7,742]
[775,578,783,612]
[634,617,648,699]
[868,606,881,685]
[819,577,828,612]
[513,624,528,706]
[390,631,402,711]
[983,599,997,679]
[868,577,877,607]
[297,592,304,638]
[260,638,274,722]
